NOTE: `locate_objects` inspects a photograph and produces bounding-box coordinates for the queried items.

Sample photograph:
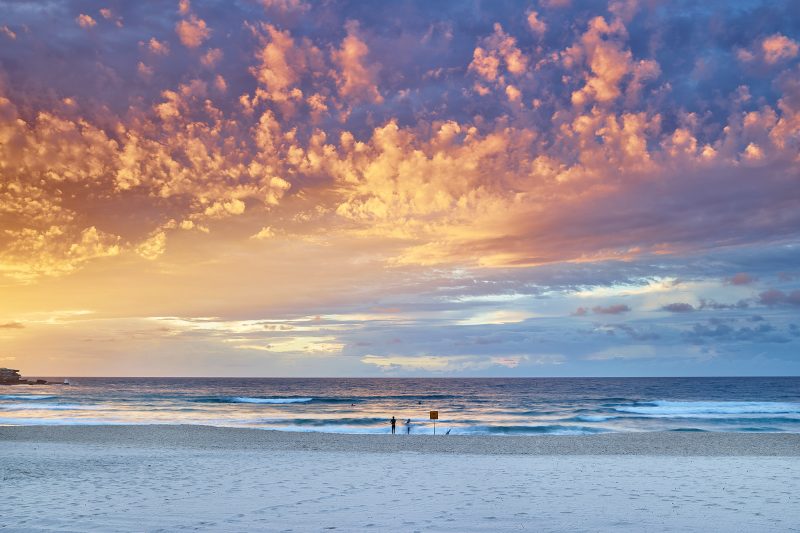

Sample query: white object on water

[63,379,70,385]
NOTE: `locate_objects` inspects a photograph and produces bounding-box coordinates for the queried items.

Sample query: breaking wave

[0,394,56,400]
[199,396,314,404]
[612,400,800,416]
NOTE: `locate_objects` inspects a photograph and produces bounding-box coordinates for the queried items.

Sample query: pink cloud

[201,48,223,68]
[331,21,382,104]
[146,37,170,55]
[726,272,756,285]
[762,34,799,64]
[759,289,800,307]
[175,15,210,48]
[526,11,546,37]
[469,23,528,86]
[592,304,631,315]
[76,14,96,29]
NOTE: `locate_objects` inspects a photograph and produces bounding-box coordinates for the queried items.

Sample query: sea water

[1,377,799,434]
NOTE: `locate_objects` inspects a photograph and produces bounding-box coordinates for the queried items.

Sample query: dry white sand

[1,426,799,532]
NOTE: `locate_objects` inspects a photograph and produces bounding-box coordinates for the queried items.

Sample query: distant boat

[63,379,70,385]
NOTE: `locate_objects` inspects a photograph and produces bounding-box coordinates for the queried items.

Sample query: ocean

[1,377,799,435]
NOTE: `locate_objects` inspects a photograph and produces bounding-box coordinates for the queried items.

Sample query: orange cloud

[331,22,383,104]
[201,48,223,68]
[76,14,97,29]
[176,15,210,48]
[526,11,547,37]
[259,0,309,12]
[565,16,657,106]
[469,23,528,86]
[249,24,314,105]
[762,34,799,64]
[146,37,170,55]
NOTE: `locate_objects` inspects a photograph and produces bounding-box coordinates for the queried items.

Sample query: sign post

[429,410,438,435]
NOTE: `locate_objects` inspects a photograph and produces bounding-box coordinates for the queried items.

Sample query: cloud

[236,336,343,354]
[361,354,473,372]
[76,14,96,29]
[248,23,322,108]
[738,33,799,66]
[592,304,630,315]
[585,345,657,361]
[137,62,154,79]
[201,48,223,68]
[697,299,750,310]
[360,353,562,372]
[331,21,382,104]
[175,15,210,48]
[762,34,799,64]
[565,16,658,106]
[259,0,309,13]
[662,302,695,313]
[725,272,756,285]
[146,37,170,55]
[0,225,120,282]
[0,321,24,329]
[758,289,800,307]
[98,8,122,27]
[136,231,167,260]
[251,226,275,240]
[594,323,660,341]
[541,0,571,7]
[469,22,528,99]
[472,23,527,79]
[526,11,546,37]
[684,318,791,345]
[1,25,16,40]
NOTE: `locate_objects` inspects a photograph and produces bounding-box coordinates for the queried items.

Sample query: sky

[0,0,799,377]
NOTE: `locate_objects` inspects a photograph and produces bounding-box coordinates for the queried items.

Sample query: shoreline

[2,424,799,455]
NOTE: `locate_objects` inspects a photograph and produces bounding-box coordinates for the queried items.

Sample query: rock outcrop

[0,367,22,384]
[0,368,57,385]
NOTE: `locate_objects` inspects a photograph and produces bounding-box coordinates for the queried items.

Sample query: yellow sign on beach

[429,411,438,420]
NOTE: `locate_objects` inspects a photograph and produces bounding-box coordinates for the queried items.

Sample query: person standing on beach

[390,416,396,434]
[405,418,412,434]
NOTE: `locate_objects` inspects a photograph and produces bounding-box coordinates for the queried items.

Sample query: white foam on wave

[614,401,800,416]
[576,415,613,422]
[544,427,607,435]
[0,394,56,400]
[231,397,313,404]
[0,403,102,411]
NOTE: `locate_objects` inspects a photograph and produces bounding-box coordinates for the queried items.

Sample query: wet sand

[1,426,799,531]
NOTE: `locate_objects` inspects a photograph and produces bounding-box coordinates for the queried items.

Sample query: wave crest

[0,394,56,400]
[613,400,800,416]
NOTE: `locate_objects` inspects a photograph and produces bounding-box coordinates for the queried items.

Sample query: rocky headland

[0,367,58,385]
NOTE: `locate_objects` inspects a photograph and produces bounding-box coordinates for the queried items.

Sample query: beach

[2,426,799,532]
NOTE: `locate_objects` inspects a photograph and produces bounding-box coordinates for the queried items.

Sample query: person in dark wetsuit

[390,416,397,434]
[405,418,412,434]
